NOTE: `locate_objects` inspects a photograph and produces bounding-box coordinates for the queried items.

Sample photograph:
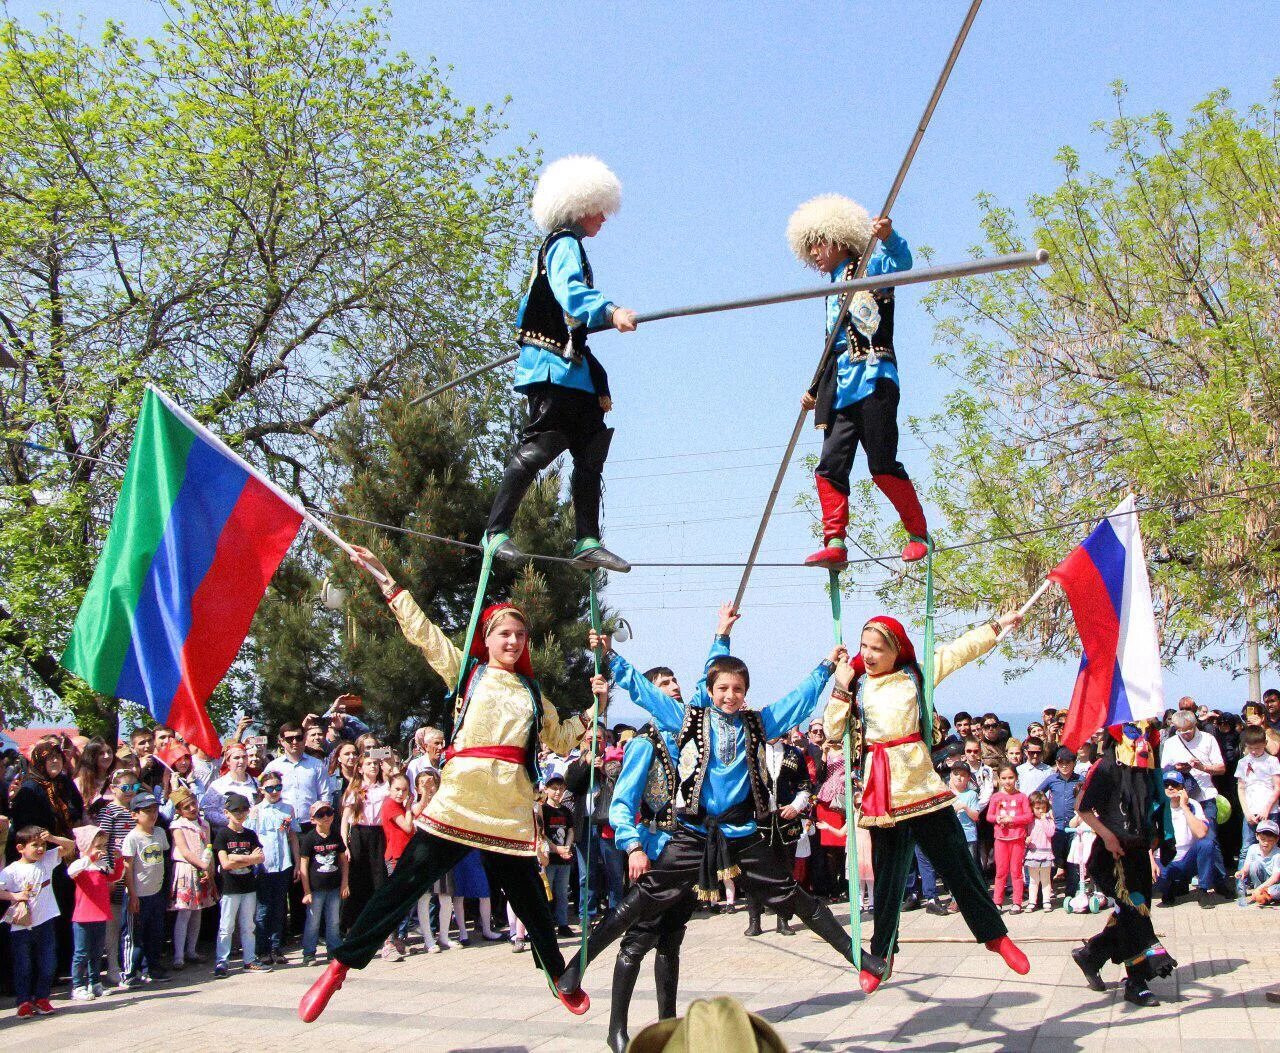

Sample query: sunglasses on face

[117,782,143,794]
[313,808,334,819]
[965,748,981,755]
[1027,750,1042,756]
[262,784,283,793]
[282,734,303,743]
[228,807,249,815]
[982,723,1000,729]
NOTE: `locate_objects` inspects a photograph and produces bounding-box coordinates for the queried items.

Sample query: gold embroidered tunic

[824,623,998,828]
[390,591,593,855]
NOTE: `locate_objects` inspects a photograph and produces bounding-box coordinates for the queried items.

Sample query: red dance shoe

[986,935,1030,975]
[859,969,883,994]
[298,960,349,1023]
[557,985,591,1016]
[805,542,849,568]
[901,537,929,563]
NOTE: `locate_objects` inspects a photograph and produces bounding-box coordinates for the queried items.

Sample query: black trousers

[334,830,563,978]
[816,378,908,493]
[1081,839,1176,982]
[747,835,799,921]
[487,383,611,541]
[343,824,386,931]
[583,826,853,968]
[869,807,1006,960]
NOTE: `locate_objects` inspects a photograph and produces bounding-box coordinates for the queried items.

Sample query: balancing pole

[732,0,985,611]
[408,244,1040,407]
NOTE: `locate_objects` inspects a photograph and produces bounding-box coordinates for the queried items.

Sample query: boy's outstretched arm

[691,602,740,709]
[761,645,846,740]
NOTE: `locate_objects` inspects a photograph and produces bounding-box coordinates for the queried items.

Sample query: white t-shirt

[1170,799,1206,862]
[1160,731,1223,801]
[1235,752,1280,817]
[0,850,62,928]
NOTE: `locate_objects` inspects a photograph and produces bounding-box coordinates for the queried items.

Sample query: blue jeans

[1200,804,1229,891]
[914,845,938,899]
[548,864,573,927]
[11,918,57,1004]
[217,890,258,966]
[575,839,604,917]
[128,892,167,977]
[600,839,627,909]
[255,868,292,954]
[302,888,342,959]
[1158,839,1217,899]
[72,921,107,989]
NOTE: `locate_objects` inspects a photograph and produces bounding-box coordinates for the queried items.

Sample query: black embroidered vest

[517,228,593,360]
[674,707,771,826]
[637,724,678,832]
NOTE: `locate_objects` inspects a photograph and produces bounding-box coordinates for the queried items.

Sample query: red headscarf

[471,602,535,679]
[851,614,917,678]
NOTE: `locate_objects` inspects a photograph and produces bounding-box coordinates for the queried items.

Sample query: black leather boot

[607,930,657,1053]
[555,887,649,999]
[794,897,888,982]
[653,937,681,1020]
[744,896,763,937]
[775,912,794,936]
[1071,940,1107,992]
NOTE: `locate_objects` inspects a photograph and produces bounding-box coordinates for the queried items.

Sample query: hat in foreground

[531,155,622,232]
[786,193,872,267]
[627,996,789,1053]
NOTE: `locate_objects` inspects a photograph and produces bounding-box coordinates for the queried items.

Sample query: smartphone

[247,735,268,747]
[367,747,393,761]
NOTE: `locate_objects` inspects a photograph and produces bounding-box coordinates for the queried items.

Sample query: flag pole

[996,580,1053,641]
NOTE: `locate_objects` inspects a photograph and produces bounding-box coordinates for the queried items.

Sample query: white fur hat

[531,155,622,232]
[786,194,872,268]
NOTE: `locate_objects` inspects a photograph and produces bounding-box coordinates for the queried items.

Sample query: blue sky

[17,1,1279,731]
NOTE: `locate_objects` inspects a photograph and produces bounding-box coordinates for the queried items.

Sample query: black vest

[764,741,813,843]
[811,258,898,430]
[675,707,771,826]
[517,229,594,359]
[637,724,678,833]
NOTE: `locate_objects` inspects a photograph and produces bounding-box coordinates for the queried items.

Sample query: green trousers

[869,805,1006,961]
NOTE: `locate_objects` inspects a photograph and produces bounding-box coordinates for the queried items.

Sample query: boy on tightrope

[787,195,926,566]
[485,155,637,573]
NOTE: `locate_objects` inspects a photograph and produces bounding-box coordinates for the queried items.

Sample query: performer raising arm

[823,612,1030,993]
[787,195,926,566]
[484,154,637,573]
[299,545,599,1024]
[556,614,889,1004]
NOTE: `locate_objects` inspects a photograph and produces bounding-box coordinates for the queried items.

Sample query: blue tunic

[607,635,731,859]
[513,235,616,395]
[609,650,834,840]
[828,231,912,410]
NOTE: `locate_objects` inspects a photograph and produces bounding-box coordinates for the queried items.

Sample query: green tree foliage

[247,398,602,744]
[0,0,534,734]
[845,84,1280,668]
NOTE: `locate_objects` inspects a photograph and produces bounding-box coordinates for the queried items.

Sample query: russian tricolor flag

[62,387,303,757]
[1050,495,1164,751]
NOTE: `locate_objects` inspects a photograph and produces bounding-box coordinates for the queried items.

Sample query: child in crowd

[1236,727,1280,853]
[541,774,575,937]
[341,752,389,933]
[943,762,982,915]
[987,765,1032,913]
[100,767,140,987]
[248,772,301,965]
[168,785,218,968]
[300,799,349,966]
[1024,791,1056,911]
[213,792,270,976]
[1,825,76,1017]
[122,792,171,984]
[410,769,441,954]
[68,824,123,1000]
[1235,818,1280,905]
[381,772,415,961]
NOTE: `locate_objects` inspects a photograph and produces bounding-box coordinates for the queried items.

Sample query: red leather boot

[872,474,929,562]
[298,960,349,1023]
[986,935,1030,974]
[805,475,850,568]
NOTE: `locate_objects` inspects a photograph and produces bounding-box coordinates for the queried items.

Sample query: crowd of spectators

[2,686,1278,1020]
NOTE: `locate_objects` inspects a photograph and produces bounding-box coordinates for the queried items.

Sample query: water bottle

[1237,875,1249,908]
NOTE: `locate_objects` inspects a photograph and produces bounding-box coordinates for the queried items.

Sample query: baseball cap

[1161,768,1185,786]
[224,792,252,813]
[1256,819,1279,837]
[129,792,159,811]
[310,799,336,818]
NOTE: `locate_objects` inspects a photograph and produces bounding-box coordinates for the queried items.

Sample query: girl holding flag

[822,611,1030,993]
[298,545,600,1024]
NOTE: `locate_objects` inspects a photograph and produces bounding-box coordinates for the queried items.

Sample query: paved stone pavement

[1,899,1274,1051]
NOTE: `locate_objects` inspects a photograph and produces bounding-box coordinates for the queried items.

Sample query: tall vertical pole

[1247,627,1262,701]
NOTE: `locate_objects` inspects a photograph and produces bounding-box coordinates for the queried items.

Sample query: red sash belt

[862,732,924,818]
[444,745,527,765]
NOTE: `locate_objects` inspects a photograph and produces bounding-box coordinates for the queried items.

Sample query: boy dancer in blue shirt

[485,155,637,573]
[787,194,926,567]
[556,616,887,1004]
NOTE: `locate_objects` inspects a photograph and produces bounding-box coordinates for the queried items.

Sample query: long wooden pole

[733,0,985,611]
